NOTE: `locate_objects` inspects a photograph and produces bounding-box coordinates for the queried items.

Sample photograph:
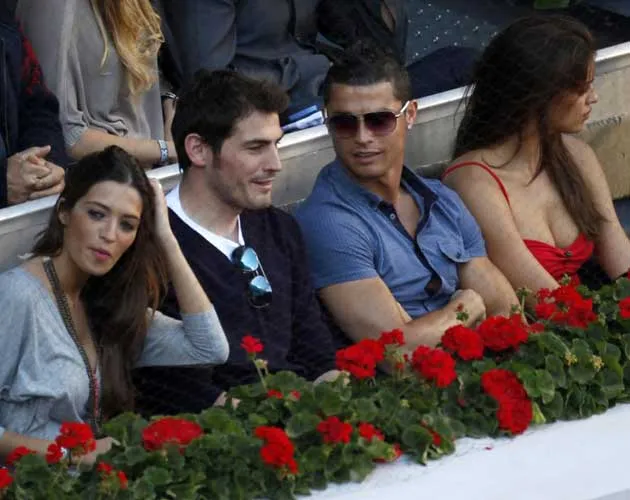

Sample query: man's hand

[6,145,64,205]
[449,289,486,327]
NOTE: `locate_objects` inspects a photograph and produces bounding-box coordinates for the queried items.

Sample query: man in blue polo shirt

[295,43,518,350]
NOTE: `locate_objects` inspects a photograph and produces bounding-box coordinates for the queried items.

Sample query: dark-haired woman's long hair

[454,15,603,239]
[32,146,168,418]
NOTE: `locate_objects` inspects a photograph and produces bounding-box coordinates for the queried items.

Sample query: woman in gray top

[17,0,177,167]
[0,146,228,465]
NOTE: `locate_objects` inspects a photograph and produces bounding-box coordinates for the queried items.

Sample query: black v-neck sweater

[133,207,337,414]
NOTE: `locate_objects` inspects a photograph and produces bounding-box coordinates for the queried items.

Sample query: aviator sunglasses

[232,246,272,308]
[325,101,410,138]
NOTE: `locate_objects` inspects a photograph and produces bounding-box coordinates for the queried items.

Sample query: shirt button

[565,250,573,258]
[389,213,396,220]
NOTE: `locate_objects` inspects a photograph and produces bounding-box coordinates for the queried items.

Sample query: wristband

[157,139,169,166]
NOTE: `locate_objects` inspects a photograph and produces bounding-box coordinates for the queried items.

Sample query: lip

[90,248,111,261]
[352,151,382,164]
[252,179,274,192]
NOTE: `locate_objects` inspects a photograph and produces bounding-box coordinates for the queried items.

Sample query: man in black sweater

[133,70,338,413]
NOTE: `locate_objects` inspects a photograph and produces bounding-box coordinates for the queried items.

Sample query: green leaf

[535,369,556,404]
[568,362,597,384]
[401,424,432,455]
[349,398,379,422]
[571,339,593,362]
[541,392,564,421]
[595,368,625,400]
[144,466,172,486]
[122,445,149,467]
[536,332,570,357]
[315,383,345,416]
[620,334,630,359]
[285,412,320,438]
[545,355,567,389]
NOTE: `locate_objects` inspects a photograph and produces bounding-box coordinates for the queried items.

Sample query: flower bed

[2,277,630,499]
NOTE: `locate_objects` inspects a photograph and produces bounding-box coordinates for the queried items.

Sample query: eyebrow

[85,201,140,221]
[243,135,284,147]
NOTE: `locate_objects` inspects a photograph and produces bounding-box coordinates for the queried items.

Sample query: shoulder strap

[442,161,511,206]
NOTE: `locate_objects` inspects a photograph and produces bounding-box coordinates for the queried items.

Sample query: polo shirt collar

[330,160,438,210]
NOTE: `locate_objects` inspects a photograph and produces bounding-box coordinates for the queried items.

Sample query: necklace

[42,257,102,435]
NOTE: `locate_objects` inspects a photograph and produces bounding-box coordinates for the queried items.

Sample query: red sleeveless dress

[442,161,594,280]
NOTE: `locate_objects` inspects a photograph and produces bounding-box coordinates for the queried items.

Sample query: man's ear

[405,100,418,130]
[184,133,212,169]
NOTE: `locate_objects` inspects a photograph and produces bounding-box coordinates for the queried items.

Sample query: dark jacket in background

[317,0,408,63]
[158,0,330,103]
[0,4,68,207]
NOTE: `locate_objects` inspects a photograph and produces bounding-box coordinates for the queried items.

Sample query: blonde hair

[90,0,164,95]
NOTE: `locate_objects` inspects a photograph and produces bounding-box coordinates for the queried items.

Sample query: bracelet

[160,91,178,102]
[157,139,169,166]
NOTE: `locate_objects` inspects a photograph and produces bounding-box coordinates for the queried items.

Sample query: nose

[354,118,373,144]
[588,85,598,105]
[264,145,283,173]
[99,219,116,242]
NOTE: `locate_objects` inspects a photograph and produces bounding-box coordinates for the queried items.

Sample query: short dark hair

[322,41,412,104]
[172,69,289,172]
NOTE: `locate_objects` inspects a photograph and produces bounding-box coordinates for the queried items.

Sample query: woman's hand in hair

[149,179,176,247]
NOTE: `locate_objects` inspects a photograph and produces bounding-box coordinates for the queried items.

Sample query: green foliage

[5,277,630,499]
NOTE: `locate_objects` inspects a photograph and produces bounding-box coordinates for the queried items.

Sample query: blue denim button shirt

[295,161,487,318]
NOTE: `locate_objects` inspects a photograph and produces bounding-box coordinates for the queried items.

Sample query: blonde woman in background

[17,0,177,168]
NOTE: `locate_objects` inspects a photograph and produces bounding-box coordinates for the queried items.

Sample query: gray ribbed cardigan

[0,267,228,441]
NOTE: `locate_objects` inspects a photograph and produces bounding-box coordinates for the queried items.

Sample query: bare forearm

[0,430,53,459]
[69,129,175,166]
[161,236,213,315]
[403,301,461,349]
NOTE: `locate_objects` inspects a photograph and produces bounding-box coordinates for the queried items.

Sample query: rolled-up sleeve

[136,309,229,368]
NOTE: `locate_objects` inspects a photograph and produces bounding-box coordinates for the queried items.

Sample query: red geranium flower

[290,391,301,400]
[411,346,457,388]
[477,315,529,352]
[536,285,597,328]
[142,417,204,452]
[496,398,533,435]
[0,468,13,489]
[358,422,384,443]
[267,389,283,399]
[378,329,405,347]
[46,443,65,464]
[255,426,298,474]
[619,297,630,319]
[117,471,128,490]
[481,369,528,401]
[535,301,557,320]
[6,446,35,466]
[528,322,545,334]
[317,416,353,444]
[55,422,96,456]
[97,462,114,475]
[241,335,263,355]
[336,339,384,379]
[441,325,484,360]
[420,423,442,447]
